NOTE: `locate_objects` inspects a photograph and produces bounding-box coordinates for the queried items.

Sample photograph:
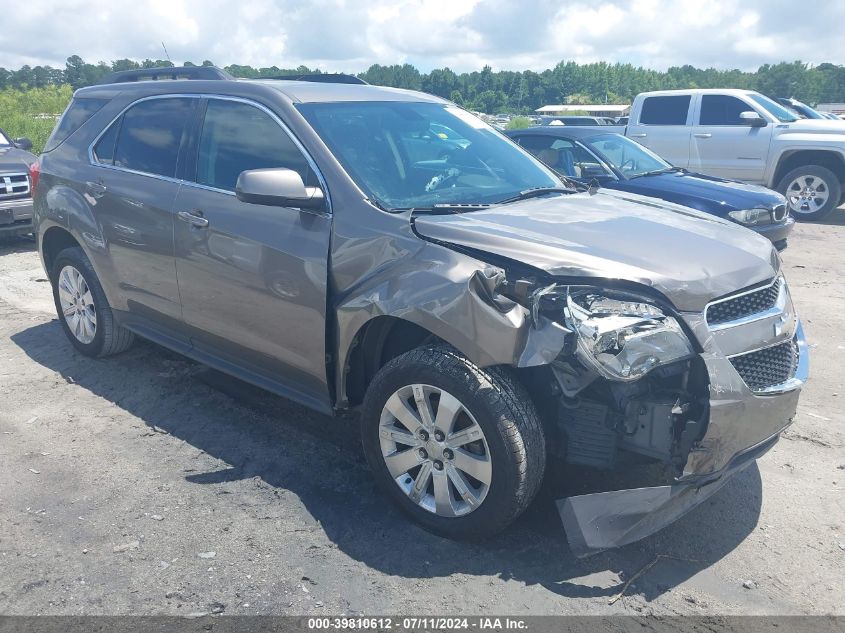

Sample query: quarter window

[639,96,691,125]
[195,99,314,192]
[110,98,194,178]
[700,95,753,126]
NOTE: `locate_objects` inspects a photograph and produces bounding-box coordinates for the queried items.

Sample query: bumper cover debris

[558,433,779,557]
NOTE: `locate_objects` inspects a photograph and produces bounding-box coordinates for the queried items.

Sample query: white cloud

[0,0,842,72]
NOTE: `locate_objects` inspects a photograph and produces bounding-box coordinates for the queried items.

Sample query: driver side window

[195,99,316,192]
[517,136,609,179]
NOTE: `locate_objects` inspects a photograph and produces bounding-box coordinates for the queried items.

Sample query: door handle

[694,133,712,139]
[630,133,647,138]
[177,210,209,228]
[85,181,107,198]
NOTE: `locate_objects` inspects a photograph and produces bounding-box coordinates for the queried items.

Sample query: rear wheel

[777,165,841,221]
[51,246,134,357]
[361,346,546,539]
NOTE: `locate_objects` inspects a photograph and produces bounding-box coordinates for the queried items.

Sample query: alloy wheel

[378,384,492,517]
[786,175,830,215]
[58,265,97,344]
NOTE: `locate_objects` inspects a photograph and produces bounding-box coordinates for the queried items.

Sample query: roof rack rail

[97,66,235,85]
[266,73,367,85]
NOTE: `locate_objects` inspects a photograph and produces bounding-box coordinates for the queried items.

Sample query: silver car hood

[413,191,779,312]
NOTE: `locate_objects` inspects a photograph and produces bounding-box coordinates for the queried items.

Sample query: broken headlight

[564,290,694,381]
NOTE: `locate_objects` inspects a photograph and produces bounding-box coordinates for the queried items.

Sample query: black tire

[51,246,134,357]
[776,165,842,221]
[361,345,546,539]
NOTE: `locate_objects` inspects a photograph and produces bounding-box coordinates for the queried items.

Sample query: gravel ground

[0,215,843,617]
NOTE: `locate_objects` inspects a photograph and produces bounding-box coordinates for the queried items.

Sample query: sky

[2,0,843,73]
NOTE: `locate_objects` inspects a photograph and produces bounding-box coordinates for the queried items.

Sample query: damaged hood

[413,192,779,312]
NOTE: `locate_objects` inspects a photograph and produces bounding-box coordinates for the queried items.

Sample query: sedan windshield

[297,102,561,210]
[749,94,799,122]
[583,134,671,178]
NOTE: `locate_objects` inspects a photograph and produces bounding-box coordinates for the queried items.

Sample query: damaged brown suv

[33,68,807,555]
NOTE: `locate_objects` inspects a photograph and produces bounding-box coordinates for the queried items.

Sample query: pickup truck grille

[729,337,799,392]
[0,173,31,200]
[706,278,781,326]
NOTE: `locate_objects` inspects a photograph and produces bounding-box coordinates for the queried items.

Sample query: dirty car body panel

[33,75,808,555]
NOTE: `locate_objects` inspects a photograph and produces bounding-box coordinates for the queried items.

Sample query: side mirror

[235,168,325,209]
[14,137,33,151]
[739,111,767,127]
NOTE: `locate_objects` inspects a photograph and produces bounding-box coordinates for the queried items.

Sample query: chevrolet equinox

[32,67,808,555]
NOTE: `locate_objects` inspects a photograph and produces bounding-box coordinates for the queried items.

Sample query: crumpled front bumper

[559,313,808,557]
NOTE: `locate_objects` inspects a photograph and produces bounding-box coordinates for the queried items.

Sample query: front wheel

[777,165,841,221]
[361,346,546,539]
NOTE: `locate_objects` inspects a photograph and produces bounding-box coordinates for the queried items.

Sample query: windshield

[297,102,561,209]
[583,134,670,177]
[787,99,825,120]
[749,94,799,122]
[0,129,10,146]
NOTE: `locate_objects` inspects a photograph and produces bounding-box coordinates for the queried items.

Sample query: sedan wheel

[57,265,97,344]
[379,384,492,517]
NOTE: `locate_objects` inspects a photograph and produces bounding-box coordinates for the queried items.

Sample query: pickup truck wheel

[51,246,134,357]
[361,346,546,539]
[777,165,841,221]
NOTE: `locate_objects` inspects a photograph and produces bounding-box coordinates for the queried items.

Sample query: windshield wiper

[629,166,686,179]
[497,186,577,205]
[402,203,493,214]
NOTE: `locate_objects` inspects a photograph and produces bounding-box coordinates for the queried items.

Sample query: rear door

[689,94,773,183]
[88,96,195,330]
[626,95,693,167]
[173,97,333,412]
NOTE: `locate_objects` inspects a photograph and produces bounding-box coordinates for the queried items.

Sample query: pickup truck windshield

[298,102,561,210]
[583,134,670,177]
[749,94,799,123]
[0,129,11,146]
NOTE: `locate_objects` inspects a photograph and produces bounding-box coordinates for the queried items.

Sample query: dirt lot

[1,215,843,617]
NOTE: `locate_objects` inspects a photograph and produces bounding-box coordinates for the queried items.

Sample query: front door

[173,98,332,412]
[689,94,773,183]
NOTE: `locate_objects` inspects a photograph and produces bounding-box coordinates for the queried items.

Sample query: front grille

[0,173,30,200]
[729,338,799,392]
[706,278,781,326]
[772,203,788,222]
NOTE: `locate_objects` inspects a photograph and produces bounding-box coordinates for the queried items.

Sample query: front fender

[333,242,569,406]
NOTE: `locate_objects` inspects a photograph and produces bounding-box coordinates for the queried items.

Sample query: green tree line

[3,56,845,113]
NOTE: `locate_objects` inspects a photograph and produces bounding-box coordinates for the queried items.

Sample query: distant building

[536,104,630,117]
[817,103,845,115]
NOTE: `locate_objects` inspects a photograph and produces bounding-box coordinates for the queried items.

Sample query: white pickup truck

[617,89,845,220]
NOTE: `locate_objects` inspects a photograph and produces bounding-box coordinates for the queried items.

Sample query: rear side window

[93,118,120,164]
[699,95,752,125]
[44,98,110,152]
[111,98,194,178]
[195,99,314,191]
[639,96,691,125]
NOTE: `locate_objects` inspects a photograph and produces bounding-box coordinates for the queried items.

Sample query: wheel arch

[41,225,83,278]
[773,149,845,188]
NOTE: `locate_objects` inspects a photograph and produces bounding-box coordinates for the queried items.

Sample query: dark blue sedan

[506,127,794,250]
